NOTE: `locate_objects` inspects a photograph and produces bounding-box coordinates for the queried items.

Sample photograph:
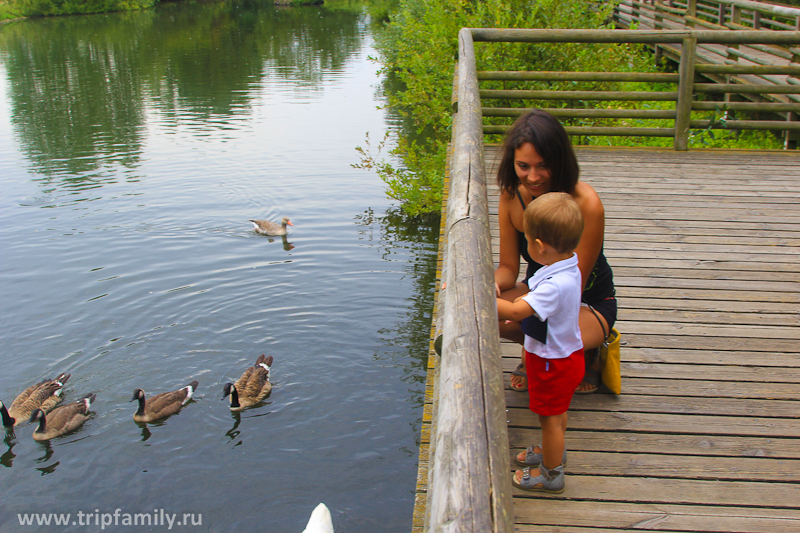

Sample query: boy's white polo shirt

[521,253,583,359]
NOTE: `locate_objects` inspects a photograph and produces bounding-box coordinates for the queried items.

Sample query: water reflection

[225,411,241,445]
[2,431,18,468]
[34,440,55,464]
[0,1,366,181]
[270,235,295,250]
[355,207,440,444]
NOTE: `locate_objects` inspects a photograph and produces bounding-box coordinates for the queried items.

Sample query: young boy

[496,192,585,493]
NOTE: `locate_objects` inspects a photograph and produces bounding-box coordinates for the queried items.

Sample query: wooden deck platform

[415,145,800,531]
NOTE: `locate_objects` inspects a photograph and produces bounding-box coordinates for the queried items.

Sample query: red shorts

[526,349,585,416]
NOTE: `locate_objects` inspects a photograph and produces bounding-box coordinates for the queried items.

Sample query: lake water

[0,3,437,532]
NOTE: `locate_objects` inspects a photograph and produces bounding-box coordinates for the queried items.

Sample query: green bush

[366,0,644,215]
[3,0,153,17]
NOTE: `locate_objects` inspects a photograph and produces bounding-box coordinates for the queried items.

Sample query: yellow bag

[599,327,621,394]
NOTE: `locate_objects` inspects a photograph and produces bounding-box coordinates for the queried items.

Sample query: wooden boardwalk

[416,145,800,531]
[616,1,800,91]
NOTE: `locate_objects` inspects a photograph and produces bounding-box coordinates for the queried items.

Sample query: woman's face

[514,142,551,198]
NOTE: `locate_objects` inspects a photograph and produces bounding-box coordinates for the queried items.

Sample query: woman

[495,110,616,394]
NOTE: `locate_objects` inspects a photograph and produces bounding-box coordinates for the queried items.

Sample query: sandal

[510,362,528,392]
[575,349,599,395]
[512,463,565,493]
[516,444,568,467]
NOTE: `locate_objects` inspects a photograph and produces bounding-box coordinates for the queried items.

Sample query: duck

[29,393,95,441]
[130,381,198,423]
[222,355,273,411]
[302,503,334,533]
[249,217,293,236]
[1,373,70,427]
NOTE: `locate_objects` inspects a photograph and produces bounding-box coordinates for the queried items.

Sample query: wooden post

[425,27,514,533]
[655,0,664,29]
[675,35,698,150]
[718,3,726,26]
[787,49,800,149]
[686,0,697,27]
[654,1,664,64]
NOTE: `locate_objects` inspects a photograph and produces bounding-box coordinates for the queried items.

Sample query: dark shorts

[520,296,618,346]
[587,296,617,332]
[526,349,585,417]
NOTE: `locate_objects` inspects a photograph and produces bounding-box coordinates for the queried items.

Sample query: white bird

[249,217,293,236]
[302,503,334,533]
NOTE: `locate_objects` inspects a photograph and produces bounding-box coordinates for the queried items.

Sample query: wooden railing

[470,28,800,150]
[423,27,513,533]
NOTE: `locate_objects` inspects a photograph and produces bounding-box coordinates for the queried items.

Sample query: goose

[29,393,95,441]
[302,503,333,533]
[222,355,273,411]
[249,217,293,236]
[130,381,198,423]
[1,373,70,427]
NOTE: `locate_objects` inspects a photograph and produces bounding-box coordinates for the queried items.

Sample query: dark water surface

[0,3,437,532]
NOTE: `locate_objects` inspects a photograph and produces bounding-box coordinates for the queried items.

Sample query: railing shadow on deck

[423,25,800,533]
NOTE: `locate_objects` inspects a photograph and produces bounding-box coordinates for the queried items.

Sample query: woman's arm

[495,191,522,294]
[573,181,605,291]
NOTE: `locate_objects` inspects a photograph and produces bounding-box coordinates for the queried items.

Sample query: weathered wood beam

[425,26,513,533]
[477,71,679,83]
[468,28,800,46]
[480,90,678,101]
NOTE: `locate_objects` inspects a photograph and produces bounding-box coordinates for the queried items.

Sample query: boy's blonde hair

[524,192,584,254]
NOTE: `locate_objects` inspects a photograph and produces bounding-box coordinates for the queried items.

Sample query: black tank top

[515,190,615,304]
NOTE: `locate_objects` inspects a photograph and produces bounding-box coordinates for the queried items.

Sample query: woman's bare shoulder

[573,181,604,217]
[498,188,523,229]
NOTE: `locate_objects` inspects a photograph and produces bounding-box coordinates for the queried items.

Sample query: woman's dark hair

[496,110,580,196]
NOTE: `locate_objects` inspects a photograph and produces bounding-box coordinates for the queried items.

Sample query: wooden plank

[505,450,800,482]
[611,267,800,282]
[620,346,800,367]
[510,475,800,508]
[503,390,800,418]
[599,285,800,302]
[508,428,800,458]
[507,409,800,437]
[503,358,800,383]
[514,500,800,532]
[615,333,799,353]
[612,377,800,399]
[619,307,800,326]
[614,320,800,339]
[497,247,800,265]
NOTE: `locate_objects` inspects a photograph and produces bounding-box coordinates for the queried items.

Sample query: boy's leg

[540,413,567,470]
[513,412,567,485]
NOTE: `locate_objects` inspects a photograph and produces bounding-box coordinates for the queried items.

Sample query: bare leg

[575,305,609,393]
[512,413,567,484]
